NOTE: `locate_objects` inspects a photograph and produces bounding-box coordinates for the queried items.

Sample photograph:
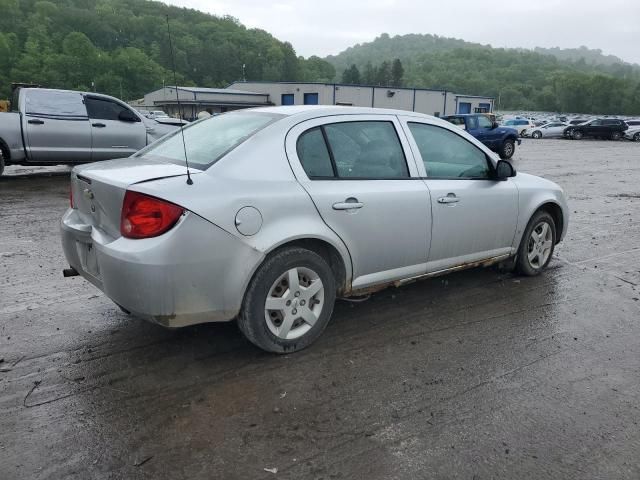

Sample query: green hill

[326,34,640,114]
[0,0,335,100]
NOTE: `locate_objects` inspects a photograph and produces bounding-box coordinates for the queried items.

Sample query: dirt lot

[1,139,639,479]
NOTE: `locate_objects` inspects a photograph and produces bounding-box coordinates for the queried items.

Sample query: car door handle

[28,119,44,125]
[437,193,460,204]
[332,198,364,210]
[92,122,106,128]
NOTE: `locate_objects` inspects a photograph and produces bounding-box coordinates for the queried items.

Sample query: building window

[281,94,294,106]
[303,93,319,105]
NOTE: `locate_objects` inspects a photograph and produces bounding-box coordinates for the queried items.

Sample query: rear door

[84,96,147,161]
[23,89,92,163]
[285,115,432,289]
[400,117,519,272]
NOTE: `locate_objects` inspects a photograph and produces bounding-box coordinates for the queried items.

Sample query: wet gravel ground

[1,139,639,479]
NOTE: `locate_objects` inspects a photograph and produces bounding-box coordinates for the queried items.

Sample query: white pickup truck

[0,88,186,176]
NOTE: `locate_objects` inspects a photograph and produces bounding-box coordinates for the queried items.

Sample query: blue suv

[442,114,521,159]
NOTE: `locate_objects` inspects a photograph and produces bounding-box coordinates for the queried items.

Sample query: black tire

[238,247,336,353]
[499,139,515,159]
[572,130,584,140]
[516,210,557,276]
[532,131,542,139]
[0,150,5,177]
[634,133,640,142]
[610,131,621,141]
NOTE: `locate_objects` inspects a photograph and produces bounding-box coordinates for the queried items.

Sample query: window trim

[84,94,141,122]
[296,119,415,181]
[406,121,498,181]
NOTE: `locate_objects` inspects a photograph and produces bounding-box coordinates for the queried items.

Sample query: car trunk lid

[71,157,201,238]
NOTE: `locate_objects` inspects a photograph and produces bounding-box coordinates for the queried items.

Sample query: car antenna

[165,14,193,185]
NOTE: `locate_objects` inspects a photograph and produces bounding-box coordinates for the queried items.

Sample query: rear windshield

[139,111,283,169]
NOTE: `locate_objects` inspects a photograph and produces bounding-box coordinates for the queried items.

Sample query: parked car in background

[0,88,185,176]
[61,106,568,353]
[624,119,640,129]
[564,118,628,140]
[443,113,520,159]
[145,110,169,120]
[501,118,535,137]
[529,122,569,139]
[624,126,640,142]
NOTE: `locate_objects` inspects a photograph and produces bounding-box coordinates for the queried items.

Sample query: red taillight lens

[120,191,184,239]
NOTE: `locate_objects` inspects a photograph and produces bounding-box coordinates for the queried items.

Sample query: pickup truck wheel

[499,139,515,159]
[610,131,621,141]
[572,130,584,140]
[531,131,542,139]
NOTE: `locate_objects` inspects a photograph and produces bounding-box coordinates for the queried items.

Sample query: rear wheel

[634,132,640,142]
[516,211,557,276]
[499,139,515,159]
[572,130,584,140]
[532,130,542,139]
[610,131,621,140]
[238,247,336,353]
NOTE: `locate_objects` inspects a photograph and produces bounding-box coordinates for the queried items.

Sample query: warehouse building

[132,86,272,120]
[228,81,494,116]
[133,83,493,119]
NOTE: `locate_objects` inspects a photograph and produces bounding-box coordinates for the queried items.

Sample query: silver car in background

[61,106,569,353]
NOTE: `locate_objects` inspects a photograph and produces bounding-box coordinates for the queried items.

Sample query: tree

[362,62,376,84]
[341,64,361,84]
[391,58,404,87]
[375,61,392,86]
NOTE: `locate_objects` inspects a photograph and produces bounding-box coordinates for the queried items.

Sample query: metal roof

[167,86,267,96]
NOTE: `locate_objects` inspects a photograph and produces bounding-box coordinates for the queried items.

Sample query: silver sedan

[61,106,569,353]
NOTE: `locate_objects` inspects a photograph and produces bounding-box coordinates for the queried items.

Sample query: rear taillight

[70,184,75,208]
[120,191,184,239]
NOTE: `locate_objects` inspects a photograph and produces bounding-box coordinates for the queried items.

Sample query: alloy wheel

[264,267,325,340]
[527,221,553,269]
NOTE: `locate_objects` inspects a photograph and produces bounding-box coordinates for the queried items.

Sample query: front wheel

[532,131,542,139]
[516,211,557,276]
[499,139,515,159]
[238,247,336,353]
[572,130,584,140]
[634,132,640,142]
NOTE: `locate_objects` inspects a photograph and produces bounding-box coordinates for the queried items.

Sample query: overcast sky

[166,0,640,64]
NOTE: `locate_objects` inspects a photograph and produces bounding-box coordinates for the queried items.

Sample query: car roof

[247,105,433,119]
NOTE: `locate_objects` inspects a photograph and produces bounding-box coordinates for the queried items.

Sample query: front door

[84,96,147,162]
[286,115,431,289]
[23,89,92,163]
[466,114,497,149]
[401,118,519,272]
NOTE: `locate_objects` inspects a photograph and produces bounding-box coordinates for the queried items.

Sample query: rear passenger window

[85,97,136,121]
[297,121,409,180]
[408,122,490,179]
[296,128,334,178]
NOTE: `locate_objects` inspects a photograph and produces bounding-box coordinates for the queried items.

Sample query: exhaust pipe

[63,267,79,277]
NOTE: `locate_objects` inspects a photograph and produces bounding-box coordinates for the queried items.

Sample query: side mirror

[495,160,516,180]
[491,121,499,129]
[118,109,139,122]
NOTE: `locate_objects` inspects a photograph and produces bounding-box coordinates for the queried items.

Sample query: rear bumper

[61,209,264,327]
